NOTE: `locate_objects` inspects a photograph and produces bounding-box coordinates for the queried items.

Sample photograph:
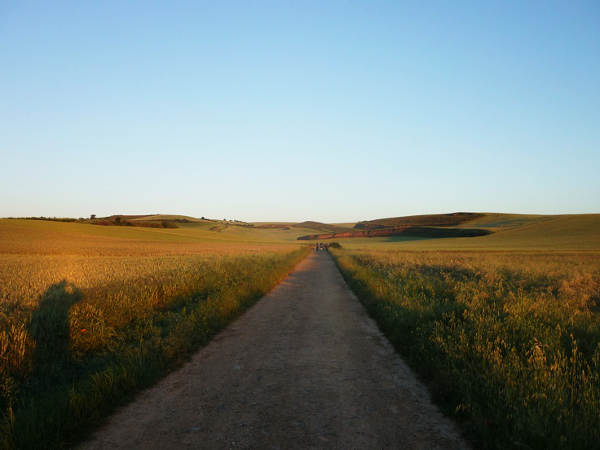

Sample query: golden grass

[332,248,600,449]
[0,219,300,255]
[0,218,309,449]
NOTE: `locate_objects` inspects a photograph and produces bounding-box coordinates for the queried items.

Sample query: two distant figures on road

[315,242,329,252]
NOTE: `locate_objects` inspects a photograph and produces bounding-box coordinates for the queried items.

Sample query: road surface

[82,251,468,449]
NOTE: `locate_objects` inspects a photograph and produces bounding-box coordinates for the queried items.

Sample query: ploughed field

[0,219,308,449]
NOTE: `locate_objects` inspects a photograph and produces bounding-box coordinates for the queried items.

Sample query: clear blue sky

[1,1,599,222]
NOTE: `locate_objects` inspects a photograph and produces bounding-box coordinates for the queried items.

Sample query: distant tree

[90,214,96,220]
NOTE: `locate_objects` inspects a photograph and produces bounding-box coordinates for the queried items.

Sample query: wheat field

[332,248,600,449]
[0,219,308,449]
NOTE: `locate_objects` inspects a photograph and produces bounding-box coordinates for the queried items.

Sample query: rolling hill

[354,212,484,229]
[9,212,598,251]
[334,213,600,251]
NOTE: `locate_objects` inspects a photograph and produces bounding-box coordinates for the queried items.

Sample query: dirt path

[82,252,468,449]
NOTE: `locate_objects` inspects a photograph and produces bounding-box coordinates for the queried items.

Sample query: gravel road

[82,251,468,449]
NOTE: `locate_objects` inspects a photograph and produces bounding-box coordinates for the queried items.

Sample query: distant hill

[292,221,350,233]
[297,212,490,240]
[354,212,484,229]
[90,214,213,229]
[297,227,491,241]
[301,212,600,250]
[463,214,600,250]
[450,213,550,229]
[124,214,210,223]
[253,224,291,230]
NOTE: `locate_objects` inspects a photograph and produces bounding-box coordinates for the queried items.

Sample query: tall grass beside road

[0,242,309,449]
[332,249,600,450]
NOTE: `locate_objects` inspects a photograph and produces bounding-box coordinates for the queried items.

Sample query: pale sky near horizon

[1,1,599,222]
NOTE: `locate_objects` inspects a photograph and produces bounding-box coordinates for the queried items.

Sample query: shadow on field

[30,280,82,381]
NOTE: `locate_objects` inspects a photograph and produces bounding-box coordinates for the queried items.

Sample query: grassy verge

[1,247,309,449]
[331,249,600,450]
